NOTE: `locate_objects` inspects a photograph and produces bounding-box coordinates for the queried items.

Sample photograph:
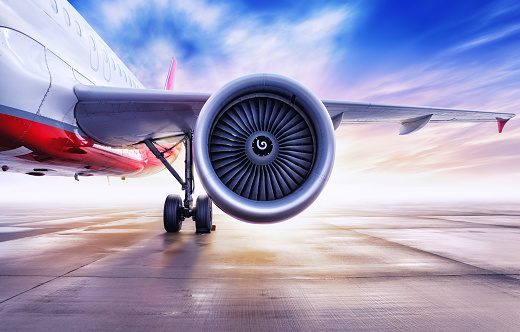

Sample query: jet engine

[194,74,335,223]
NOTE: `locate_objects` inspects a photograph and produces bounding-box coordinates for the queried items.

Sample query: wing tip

[496,117,510,133]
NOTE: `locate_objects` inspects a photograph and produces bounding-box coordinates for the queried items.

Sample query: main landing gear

[144,134,212,234]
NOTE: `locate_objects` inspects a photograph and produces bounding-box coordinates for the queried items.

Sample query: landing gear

[164,194,182,232]
[145,134,213,234]
[195,195,212,234]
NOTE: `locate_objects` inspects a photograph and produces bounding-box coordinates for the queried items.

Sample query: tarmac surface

[1,201,520,331]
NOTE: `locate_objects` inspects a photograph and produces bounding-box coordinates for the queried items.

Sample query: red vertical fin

[496,117,510,133]
[164,57,177,91]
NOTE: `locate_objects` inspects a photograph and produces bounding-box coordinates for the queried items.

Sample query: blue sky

[66,0,520,96]
[3,0,520,205]
[67,0,520,202]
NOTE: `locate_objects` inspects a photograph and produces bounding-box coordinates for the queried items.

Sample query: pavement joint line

[3,273,519,280]
[0,227,162,305]
[0,252,117,305]
[322,217,520,278]
[0,211,145,227]
[0,274,65,305]
[344,226,519,282]
[0,218,158,244]
[420,216,520,229]
[63,273,520,280]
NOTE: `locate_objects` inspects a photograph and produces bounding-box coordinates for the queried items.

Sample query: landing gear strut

[145,134,212,234]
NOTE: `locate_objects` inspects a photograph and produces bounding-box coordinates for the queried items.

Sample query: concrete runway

[1,201,520,331]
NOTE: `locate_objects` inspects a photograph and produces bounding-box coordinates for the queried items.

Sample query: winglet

[496,117,510,133]
[164,57,177,91]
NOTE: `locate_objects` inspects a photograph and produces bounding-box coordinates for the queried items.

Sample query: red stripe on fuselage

[0,113,179,176]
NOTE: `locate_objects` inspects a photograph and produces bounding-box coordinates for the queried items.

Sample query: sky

[2,0,520,207]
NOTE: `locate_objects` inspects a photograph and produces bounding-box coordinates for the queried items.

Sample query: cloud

[96,0,520,187]
[445,23,520,55]
[204,8,351,88]
[170,0,223,31]
[327,17,520,183]
[92,0,354,92]
[342,50,520,114]
[100,0,154,29]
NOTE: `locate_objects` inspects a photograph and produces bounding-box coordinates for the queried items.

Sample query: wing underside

[74,85,515,146]
[74,85,210,146]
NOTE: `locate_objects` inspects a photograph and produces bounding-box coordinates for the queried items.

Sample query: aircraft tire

[195,195,212,234]
[164,194,182,233]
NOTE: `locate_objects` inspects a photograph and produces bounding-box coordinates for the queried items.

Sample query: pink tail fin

[164,57,177,91]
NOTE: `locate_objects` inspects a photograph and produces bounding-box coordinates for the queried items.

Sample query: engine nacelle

[194,74,335,223]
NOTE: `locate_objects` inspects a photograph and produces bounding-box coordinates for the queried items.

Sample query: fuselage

[0,0,178,178]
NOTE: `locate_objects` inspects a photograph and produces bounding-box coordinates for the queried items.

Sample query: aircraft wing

[324,100,515,134]
[74,85,515,146]
[74,85,211,146]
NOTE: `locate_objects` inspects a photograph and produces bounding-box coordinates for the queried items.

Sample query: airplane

[0,0,515,234]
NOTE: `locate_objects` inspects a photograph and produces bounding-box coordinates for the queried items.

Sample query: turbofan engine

[194,74,335,223]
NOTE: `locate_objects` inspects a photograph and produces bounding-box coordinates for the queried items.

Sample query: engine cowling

[194,74,335,223]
